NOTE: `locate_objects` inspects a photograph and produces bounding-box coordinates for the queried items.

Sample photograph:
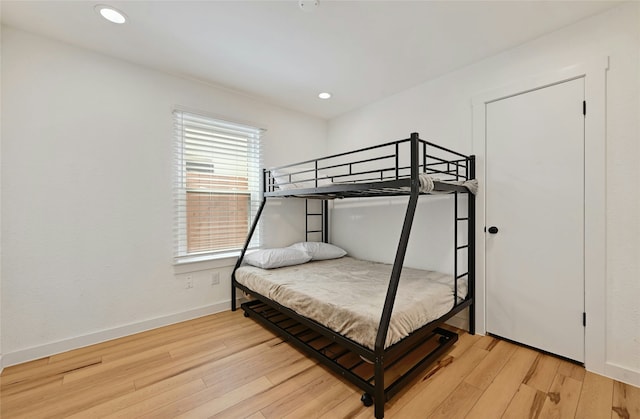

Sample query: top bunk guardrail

[264,133,475,198]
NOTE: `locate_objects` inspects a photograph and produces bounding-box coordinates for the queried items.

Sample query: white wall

[0,26,327,366]
[0,19,3,372]
[327,3,640,383]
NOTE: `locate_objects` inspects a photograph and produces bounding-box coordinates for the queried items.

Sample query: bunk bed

[231,133,476,419]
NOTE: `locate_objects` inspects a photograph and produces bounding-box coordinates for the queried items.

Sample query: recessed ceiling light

[318,92,332,100]
[96,5,127,24]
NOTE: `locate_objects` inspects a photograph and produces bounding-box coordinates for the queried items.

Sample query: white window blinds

[173,110,263,261]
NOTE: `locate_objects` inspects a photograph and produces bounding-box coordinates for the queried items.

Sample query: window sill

[173,251,241,274]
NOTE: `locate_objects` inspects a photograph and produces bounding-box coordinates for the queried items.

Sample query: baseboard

[603,361,640,387]
[1,299,240,369]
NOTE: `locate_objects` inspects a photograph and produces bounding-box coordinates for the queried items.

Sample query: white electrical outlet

[185,275,194,289]
[211,272,220,286]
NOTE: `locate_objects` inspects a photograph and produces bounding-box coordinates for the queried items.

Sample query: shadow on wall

[331,194,464,274]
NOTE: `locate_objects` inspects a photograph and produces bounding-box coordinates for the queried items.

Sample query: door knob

[488,226,499,234]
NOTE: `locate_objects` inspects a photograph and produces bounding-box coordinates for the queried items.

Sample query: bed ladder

[453,155,476,334]
[305,199,328,243]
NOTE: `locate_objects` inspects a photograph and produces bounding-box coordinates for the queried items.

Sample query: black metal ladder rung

[305,200,327,242]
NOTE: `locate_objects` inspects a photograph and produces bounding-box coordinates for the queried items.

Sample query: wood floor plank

[94,379,206,419]
[447,330,482,358]
[259,370,343,419]
[202,341,306,395]
[1,355,102,388]
[464,345,539,419]
[281,380,355,419]
[63,350,172,384]
[135,376,272,419]
[463,339,516,389]
[65,376,206,418]
[472,335,499,351]
[557,359,586,382]
[2,353,153,417]
[265,355,318,385]
[176,377,273,419]
[386,345,489,417]
[0,374,63,399]
[612,380,640,419]
[522,353,562,393]
[427,381,483,419]
[318,392,366,419]
[97,317,248,364]
[574,371,614,419]
[133,336,280,390]
[46,312,230,364]
[537,373,583,419]
[208,366,327,419]
[4,379,135,419]
[0,358,50,376]
[502,383,546,419]
[381,332,482,415]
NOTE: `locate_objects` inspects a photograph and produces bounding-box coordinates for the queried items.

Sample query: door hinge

[583,312,586,327]
[583,101,586,116]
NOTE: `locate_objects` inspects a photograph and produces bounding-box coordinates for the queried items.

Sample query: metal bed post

[372,132,420,419]
[468,155,476,334]
[231,197,266,311]
[231,169,269,311]
[454,193,459,303]
[323,200,329,243]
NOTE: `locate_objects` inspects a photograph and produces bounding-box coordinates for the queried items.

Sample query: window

[174,110,262,262]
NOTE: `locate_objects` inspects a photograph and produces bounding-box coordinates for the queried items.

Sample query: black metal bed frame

[231,133,475,419]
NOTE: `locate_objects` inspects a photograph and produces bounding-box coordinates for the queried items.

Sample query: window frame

[173,109,263,264]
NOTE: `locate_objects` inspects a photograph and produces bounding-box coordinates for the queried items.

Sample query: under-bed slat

[240,299,458,403]
[327,347,350,361]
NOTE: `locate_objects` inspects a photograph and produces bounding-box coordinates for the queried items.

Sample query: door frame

[472,58,607,374]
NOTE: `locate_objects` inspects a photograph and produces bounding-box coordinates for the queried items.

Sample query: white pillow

[243,248,311,269]
[288,242,347,260]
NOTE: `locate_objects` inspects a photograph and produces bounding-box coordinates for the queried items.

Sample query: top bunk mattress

[235,256,467,350]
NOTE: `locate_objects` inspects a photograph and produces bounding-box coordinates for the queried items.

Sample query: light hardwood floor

[1,310,638,418]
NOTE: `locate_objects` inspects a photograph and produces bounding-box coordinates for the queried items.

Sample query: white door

[486,77,585,362]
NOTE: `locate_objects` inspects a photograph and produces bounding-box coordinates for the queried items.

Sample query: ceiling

[1,1,621,119]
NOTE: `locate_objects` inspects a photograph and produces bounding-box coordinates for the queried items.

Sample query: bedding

[243,248,311,269]
[288,241,347,260]
[235,256,467,350]
[419,174,478,195]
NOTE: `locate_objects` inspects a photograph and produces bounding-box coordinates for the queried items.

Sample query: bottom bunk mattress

[235,256,467,350]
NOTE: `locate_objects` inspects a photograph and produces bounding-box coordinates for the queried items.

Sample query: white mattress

[235,257,467,350]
